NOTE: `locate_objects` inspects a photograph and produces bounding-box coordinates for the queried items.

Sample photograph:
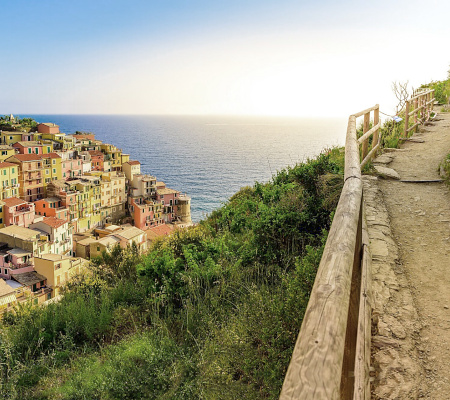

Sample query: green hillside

[0,150,344,399]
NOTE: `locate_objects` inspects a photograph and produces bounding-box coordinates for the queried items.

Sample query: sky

[1,0,449,117]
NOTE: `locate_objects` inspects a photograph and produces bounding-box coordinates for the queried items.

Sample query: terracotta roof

[13,141,42,147]
[2,197,27,208]
[40,216,66,229]
[39,153,61,159]
[88,150,103,157]
[127,160,140,165]
[0,162,17,169]
[146,224,174,240]
[7,154,41,162]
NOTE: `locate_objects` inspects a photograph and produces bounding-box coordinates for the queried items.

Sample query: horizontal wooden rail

[280,105,379,400]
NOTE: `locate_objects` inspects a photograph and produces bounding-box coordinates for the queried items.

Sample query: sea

[22,115,347,222]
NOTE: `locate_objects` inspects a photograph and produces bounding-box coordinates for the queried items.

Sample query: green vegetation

[441,153,450,185]
[0,115,37,132]
[0,150,344,399]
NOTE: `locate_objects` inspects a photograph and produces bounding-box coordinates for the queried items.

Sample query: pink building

[155,185,179,223]
[0,245,35,279]
[12,141,43,155]
[129,197,164,230]
[2,197,36,228]
[61,157,83,180]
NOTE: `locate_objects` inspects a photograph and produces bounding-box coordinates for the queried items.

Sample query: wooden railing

[404,89,435,136]
[279,106,380,400]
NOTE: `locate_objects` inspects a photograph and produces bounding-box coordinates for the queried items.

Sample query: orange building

[37,123,60,134]
[88,150,104,171]
[34,197,69,221]
[6,154,44,202]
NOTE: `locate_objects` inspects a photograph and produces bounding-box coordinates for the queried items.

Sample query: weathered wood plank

[345,116,361,181]
[353,212,372,400]
[353,105,378,118]
[360,142,380,168]
[357,122,381,145]
[361,114,370,165]
[279,177,363,400]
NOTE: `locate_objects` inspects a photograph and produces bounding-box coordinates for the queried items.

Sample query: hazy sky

[1,0,449,117]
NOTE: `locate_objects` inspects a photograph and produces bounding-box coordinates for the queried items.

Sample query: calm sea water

[23,115,347,222]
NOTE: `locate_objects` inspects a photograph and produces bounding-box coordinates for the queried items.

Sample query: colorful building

[34,254,86,298]
[30,217,73,255]
[89,226,147,258]
[34,197,69,221]
[129,197,163,230]
[88,150,104,171]
[61,156,83,180]
[12,141,43,155]
[6,154,44,202]
[0,161,19,200]
[37,123,60,134]
[0,145,16,162]
[2,197,36,228]
[100,143,123,171]
[40,153,62,193]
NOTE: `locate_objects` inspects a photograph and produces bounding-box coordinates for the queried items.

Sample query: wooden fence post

[361,113,370,161]
[404,101,410,137]
[372,107,380,155]
[414,98,418,133]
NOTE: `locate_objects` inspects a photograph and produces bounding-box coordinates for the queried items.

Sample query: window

[11,168,14,173]
[47,147,50,152]
[97,246,100,251]
[52,160,56,165]
[2,170,5,175]
[28,148,32,154]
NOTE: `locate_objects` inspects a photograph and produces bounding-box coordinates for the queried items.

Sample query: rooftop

[12,271,47,287]
[0,162,17,169]
[0,278,16,297]
[13,141,41,147]
[0,225,39,241]
[40,216,67,229]
[113,226,145,241]
[158,188,179,195]
[36,253,72,262]
[127,160,141,166]
[2,197,27,208]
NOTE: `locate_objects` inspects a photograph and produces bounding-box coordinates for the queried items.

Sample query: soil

[367,108,450,399]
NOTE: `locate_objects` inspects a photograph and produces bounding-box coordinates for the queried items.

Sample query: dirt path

[367,108,450,399]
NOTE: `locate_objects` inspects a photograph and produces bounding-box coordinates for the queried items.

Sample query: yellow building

[0,200,4,228]
[34,254,87,298]
[0,131,22,145]
[0,145,16,162]
[75,176,102,232]
[41,153,62,195]
[0,162,19,200]
[100,143,123,171]
[41,141,54,154]
[89,171,126,223]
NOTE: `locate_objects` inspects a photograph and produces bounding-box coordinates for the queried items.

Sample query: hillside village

[0,115,192,311]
